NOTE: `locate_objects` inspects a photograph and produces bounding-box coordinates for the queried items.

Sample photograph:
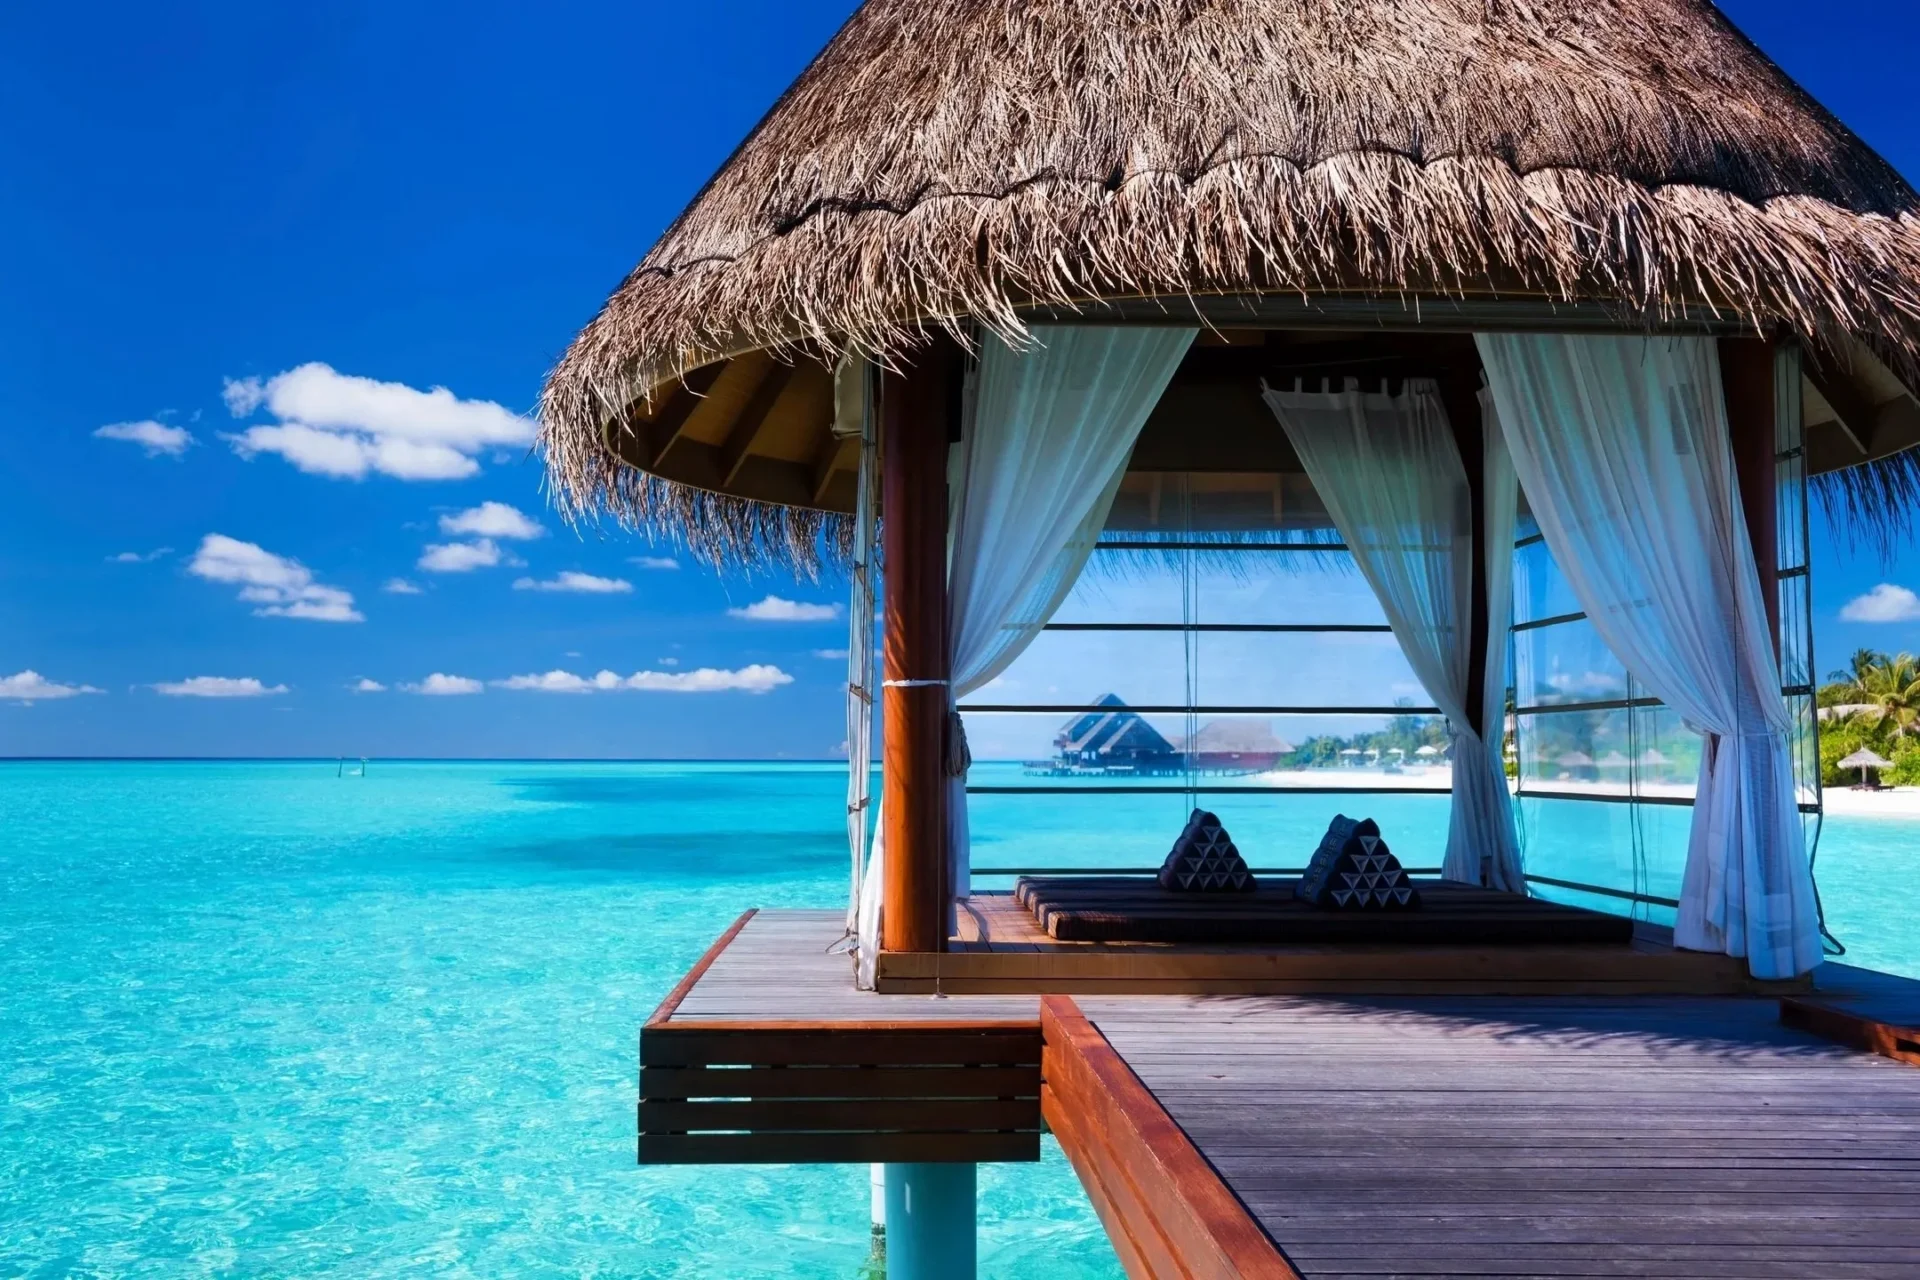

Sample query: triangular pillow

[1297,816,1421,911]
[1157,808,1256,892]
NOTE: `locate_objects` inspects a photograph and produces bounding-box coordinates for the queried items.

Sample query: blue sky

[1,0,1917,759]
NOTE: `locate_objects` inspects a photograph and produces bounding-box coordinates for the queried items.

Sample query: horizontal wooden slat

[639,1130,1039,1165]
[641,1064,1041,1101]
[640,1097,1039,1133]
[641,1026,1040,1067]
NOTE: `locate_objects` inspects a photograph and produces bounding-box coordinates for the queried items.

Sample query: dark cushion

[1157,808,1256,892]
[1297,815,1421,911]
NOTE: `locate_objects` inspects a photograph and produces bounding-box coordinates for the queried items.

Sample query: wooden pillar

[880,343,954,955]
[1440,374,1490,737]
[1720,337,1781,658]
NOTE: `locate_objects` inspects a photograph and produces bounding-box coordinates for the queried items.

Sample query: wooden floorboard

[1082,992,1920,1278]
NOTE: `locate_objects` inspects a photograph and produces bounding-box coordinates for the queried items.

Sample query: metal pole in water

[882,1163,975,1280]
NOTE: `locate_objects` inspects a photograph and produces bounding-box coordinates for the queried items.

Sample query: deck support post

[1721,336,1781,659]
[882,1162,976,1280]
[880,344,955,956]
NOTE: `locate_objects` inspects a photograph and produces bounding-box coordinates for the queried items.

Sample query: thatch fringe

[540,0,1920,566]
[1814,451,1920,559]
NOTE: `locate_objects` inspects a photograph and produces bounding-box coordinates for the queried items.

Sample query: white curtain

[836,357,878,934]
[1477,332,1820,979]
[855,325,1195,987]
[1262,379,1523,892]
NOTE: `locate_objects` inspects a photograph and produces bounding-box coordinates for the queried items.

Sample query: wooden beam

[881,341,955,956]
[633,363,726,472]
[810,432,855,505]
[1439,372,1489,738]
[1720,337,1780,657]
[1804,351,1878,456]
[718,362,797,488]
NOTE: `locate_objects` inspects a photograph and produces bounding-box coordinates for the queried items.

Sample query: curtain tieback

[947,709,973,780]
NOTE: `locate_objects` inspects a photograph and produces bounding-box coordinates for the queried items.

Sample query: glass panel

[1059,549,1389,626]
[1105,471,1336,538]
[975,630,1425,711]
[1514,795,1690,927]
[1778,570,1812,690]
[966,777,1453,876]
[1513,527,1583,624]
[1513,616,1628,709]
[961,711,1453,786]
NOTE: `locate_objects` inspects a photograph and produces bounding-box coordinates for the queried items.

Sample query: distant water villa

[536,0,1920,1274]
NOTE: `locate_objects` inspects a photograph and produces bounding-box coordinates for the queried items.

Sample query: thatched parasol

[541,0,1920,569]
[1838,746,1895,786]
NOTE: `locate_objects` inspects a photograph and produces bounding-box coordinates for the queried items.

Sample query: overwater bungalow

[540,0,1920,1275]
[1039,693,1185,776]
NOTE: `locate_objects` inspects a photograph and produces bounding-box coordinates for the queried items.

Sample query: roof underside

[540,0,1920,568]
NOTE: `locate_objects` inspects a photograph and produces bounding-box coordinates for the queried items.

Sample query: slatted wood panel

[641,910,1043,1164]
[1081,994,1920,1279]
[1016,876,1634,946]
[1782,961,1920,1068]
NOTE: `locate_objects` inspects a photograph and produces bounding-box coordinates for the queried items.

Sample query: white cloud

[1841,583,1920,624]
[188,534,363,623]
[628,555,679,570]
[95,420,194,457]
[658,657,680,666]
[221,363,531,481]
[512,571,633,594]
[418,539,500,573]
[493,670,600,693]
[108,547,173,564]
[728,595,841,622]
[440,501,544,540]
[382,578,423,595]
[154,676,287,698]
[352,678,387,693]
[0,670,104,701]
[623,665,793,693]
[812,648,850,660]
[405,673,483,695]
[493,665,794,695]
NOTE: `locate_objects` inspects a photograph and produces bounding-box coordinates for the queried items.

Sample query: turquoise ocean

[5,760,1917,1278]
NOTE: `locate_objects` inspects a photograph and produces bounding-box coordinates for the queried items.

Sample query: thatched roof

[542,0,1920,568]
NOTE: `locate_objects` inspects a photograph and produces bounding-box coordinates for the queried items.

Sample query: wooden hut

[553,3,1920,1273]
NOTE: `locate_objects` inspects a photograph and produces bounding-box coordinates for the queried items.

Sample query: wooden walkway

[1080,992,1920,1278]
[643,910,1920,1276]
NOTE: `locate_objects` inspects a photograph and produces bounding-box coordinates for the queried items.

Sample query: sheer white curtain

[1262,379,1523,892]
[1477,332,1820,979]
[854,325,1195,988]
[836,357,878,934]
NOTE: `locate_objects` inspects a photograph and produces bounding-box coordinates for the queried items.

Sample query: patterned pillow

[1297,815,1421,910]
[1157,808,1256,892]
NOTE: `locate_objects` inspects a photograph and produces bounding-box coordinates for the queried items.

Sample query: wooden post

[880,344,954,955]
[1720,337,1781,658]
[1440,374,1490,738]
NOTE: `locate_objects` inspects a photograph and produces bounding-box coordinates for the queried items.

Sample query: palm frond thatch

[541,0,1920,567]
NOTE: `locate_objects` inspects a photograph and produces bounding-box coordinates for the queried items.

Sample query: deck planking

[1080,992,1920,1279]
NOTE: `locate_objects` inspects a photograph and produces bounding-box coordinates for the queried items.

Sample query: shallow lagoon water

[2,760,1914,1276]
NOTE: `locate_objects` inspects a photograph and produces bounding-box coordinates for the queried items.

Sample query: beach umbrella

[1558,751,1595,767]
[1597,750,1631,767]
[1837,747,1894,787]
[1414,744,1440,757]
[1638,748,1672,766]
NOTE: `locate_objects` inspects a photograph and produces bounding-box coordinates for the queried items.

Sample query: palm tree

[1833,652,1920,738]
[1828,647,1887,686]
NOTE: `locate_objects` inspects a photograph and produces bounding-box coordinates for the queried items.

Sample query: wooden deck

[1071,991,1920,1278]
[881,891,1792,996]
[642,909,1920,1277]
